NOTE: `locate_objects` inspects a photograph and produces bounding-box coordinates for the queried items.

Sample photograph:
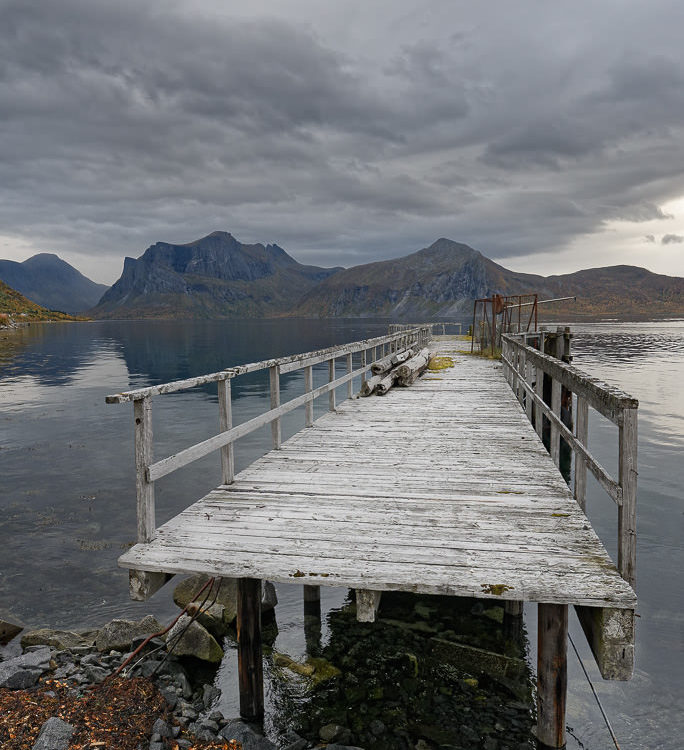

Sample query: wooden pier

[108,325,637,749]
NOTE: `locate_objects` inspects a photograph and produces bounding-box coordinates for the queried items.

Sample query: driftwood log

[361,374,383,397]
[375,372,397,395]
[370,348,414,375]
[396,348,430,386]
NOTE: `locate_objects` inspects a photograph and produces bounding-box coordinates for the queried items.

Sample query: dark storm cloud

[1,0,684,280]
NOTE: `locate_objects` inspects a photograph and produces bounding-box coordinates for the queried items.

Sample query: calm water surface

[0,318,682,749]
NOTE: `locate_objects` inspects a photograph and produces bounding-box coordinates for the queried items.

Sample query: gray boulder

[0,646,51,689]
[173,576,277,625]
[165,615,223,663]
[0,617,23,646]
[21,628,93,651]
[218,720,277,749]
[95,615,162,652]
[32,717,74,750]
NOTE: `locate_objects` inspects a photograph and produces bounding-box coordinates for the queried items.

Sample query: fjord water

[0,318,682,749]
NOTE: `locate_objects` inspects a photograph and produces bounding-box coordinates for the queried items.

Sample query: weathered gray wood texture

[119,342,635,612]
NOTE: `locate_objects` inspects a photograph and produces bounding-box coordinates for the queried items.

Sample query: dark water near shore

[1,318,682,748]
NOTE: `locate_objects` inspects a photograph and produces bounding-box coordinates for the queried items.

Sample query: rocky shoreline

[1,580,537,750]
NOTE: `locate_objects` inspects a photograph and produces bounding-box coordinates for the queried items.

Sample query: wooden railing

[107,326,432,545]
[501,332,638,588]
[389,321,462,335]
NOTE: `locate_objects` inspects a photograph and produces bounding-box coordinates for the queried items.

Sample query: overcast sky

[2,0,684,284]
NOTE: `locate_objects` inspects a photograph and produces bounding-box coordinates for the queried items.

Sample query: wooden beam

[328,358,336,411]
[537,602,568,749]
[218,378,234,484]
[237,577,264,721]
[270,365,281,450]
[574,396,588,510]
[129,570,173,601]
[618,407,638,588]
[304,365,314,427]
[575,605,634,680]
[356,589,382,622]
[134,397,155,542]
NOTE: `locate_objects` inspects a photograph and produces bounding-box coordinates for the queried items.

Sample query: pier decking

[119,342,633,611]
[109,326,637,749]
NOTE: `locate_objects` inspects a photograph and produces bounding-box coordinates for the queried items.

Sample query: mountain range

[0,279,82,322]
[1,233,682,320]
[0,254,108,314]
[93,232,341,319]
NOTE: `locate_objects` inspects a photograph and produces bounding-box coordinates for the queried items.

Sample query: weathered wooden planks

[119,341,636,619]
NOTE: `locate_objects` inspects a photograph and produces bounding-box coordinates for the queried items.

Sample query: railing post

[619,407,638,588]
[525,351,534,422]
[270,365,281,449]
[346,352,353,399]
[535,364,544,440]
[361,349,367,389]
[133,396,155,543]
[218,378,234,484]
[550,376,561,467]
[328,357,336,411]
[304,365,314,427]
[574,396,588,510]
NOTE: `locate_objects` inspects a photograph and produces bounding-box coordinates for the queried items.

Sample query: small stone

[160,686,178,709]
[219,719,264,749]
[149,742,164,750]
[32,717,74,750]
[202,683,221,708]
[282,737,308,750]
[176,741,192,749]
[83,665,109,684]
[200,719,220,733]
[0,647,51,689]
[209,710,224,723]
[369,719,385,736]
[152,719,174,738]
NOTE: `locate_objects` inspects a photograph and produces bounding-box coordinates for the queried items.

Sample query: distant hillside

[92,231,342,319]
[293,239,684,319]
[294,238,548,317]
[0,254,108,314]
[0,279,82,323]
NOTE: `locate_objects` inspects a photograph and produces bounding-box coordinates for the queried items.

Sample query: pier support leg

[536,603,568,749]
[355,589,382,622]
[303,585,322,656]
[503,600,524,642]
[237,578,264,722]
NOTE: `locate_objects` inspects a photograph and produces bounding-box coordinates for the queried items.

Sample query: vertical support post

[574,396,588,510]
[618,407,638,588]
[346,352,353,399]
[537,603,568,749]
[550,377,561,467]
[328,358,336,411]
[134,397,155,543]
[535,365,544,440]
[269,364,281,449]
[491,300,497,357]
[304,365,314,427]
[519,349,526,406]
[218,378,234,484]
[525,352,534,422]
[237,578,264,722]
[303,585,322,656]
[361,349,367,389]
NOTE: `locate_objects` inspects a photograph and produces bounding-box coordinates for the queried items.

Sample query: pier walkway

[109,326,637,748]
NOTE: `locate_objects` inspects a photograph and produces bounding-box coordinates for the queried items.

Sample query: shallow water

[1,318,682,748]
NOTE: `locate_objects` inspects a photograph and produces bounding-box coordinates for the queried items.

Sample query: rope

[568,633,621,750]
